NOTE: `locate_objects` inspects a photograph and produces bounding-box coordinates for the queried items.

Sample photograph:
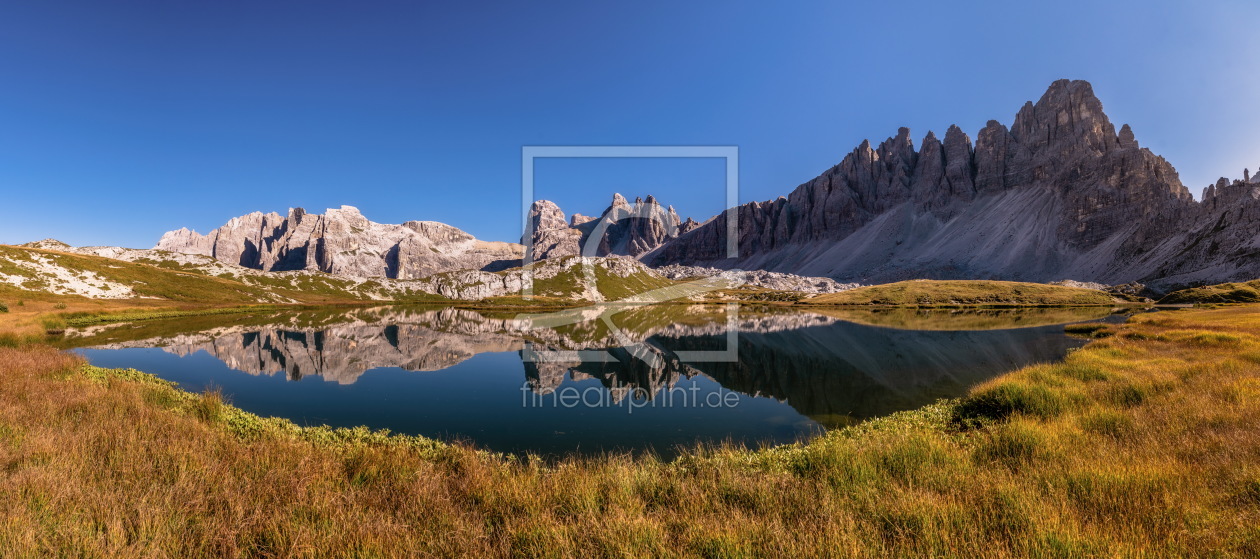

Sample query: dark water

[68,305,1113,458]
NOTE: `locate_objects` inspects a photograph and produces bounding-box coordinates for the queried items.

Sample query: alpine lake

[64,304,1130,459]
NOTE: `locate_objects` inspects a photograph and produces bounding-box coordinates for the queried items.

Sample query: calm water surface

[68,305,1119,458]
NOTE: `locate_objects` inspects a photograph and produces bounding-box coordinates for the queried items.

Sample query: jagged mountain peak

[526,194,694,260]
[1011,78,1117,155]
[648,79,1222,289]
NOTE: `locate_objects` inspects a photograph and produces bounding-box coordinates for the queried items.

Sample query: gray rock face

[526,194,691,260]
[1145,176,1260,289]
[156,205,524,279]
[526,200,582,260]
[645,79,1260,291]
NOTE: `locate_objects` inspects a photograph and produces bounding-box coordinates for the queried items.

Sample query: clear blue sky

[2,0,1258,248]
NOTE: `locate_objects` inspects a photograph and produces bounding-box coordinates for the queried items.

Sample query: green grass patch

[1064,322,1112,337]
[38,315,67,334]
[79,364,451,454]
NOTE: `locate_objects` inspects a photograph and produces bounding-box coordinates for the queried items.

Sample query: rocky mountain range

[156,205,523,279]
[151,80,1260,292]
[640,80,1258,291]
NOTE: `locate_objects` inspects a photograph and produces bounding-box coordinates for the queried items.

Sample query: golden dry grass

[1,306,1259,557]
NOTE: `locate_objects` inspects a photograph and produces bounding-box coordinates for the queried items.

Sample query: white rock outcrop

[653,264,858,294]
[156,205,523,280]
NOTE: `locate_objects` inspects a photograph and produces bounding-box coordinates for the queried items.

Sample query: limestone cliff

[156,205,523,280]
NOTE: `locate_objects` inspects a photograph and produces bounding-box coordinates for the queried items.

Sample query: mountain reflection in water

[70,305,1109,455]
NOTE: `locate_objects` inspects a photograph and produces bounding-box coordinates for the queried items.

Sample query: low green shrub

[954,382,1068,424]
[39,315,67,334]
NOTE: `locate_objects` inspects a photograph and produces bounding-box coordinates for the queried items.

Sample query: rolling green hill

[1159,280,1260,305]
[0,245,438,305]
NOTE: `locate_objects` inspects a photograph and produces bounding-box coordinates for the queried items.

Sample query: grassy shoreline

[1,305,1258,555]
[1,275,1175,346]
[803,280,1133,307]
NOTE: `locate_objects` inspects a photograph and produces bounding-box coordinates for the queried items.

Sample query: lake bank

[801,279,1142,307]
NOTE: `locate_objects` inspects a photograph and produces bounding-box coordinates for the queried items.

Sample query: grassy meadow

[804,280,1124,307]
[0,302,1258,556]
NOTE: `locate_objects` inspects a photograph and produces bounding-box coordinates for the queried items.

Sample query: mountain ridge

[148,80,1260,292]
[156,205,525,280]
[634,79,1256,291]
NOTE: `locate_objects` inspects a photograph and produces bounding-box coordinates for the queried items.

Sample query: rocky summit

[526,194,696,260]
[641,79,1258,291]
[156,205,523,279]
